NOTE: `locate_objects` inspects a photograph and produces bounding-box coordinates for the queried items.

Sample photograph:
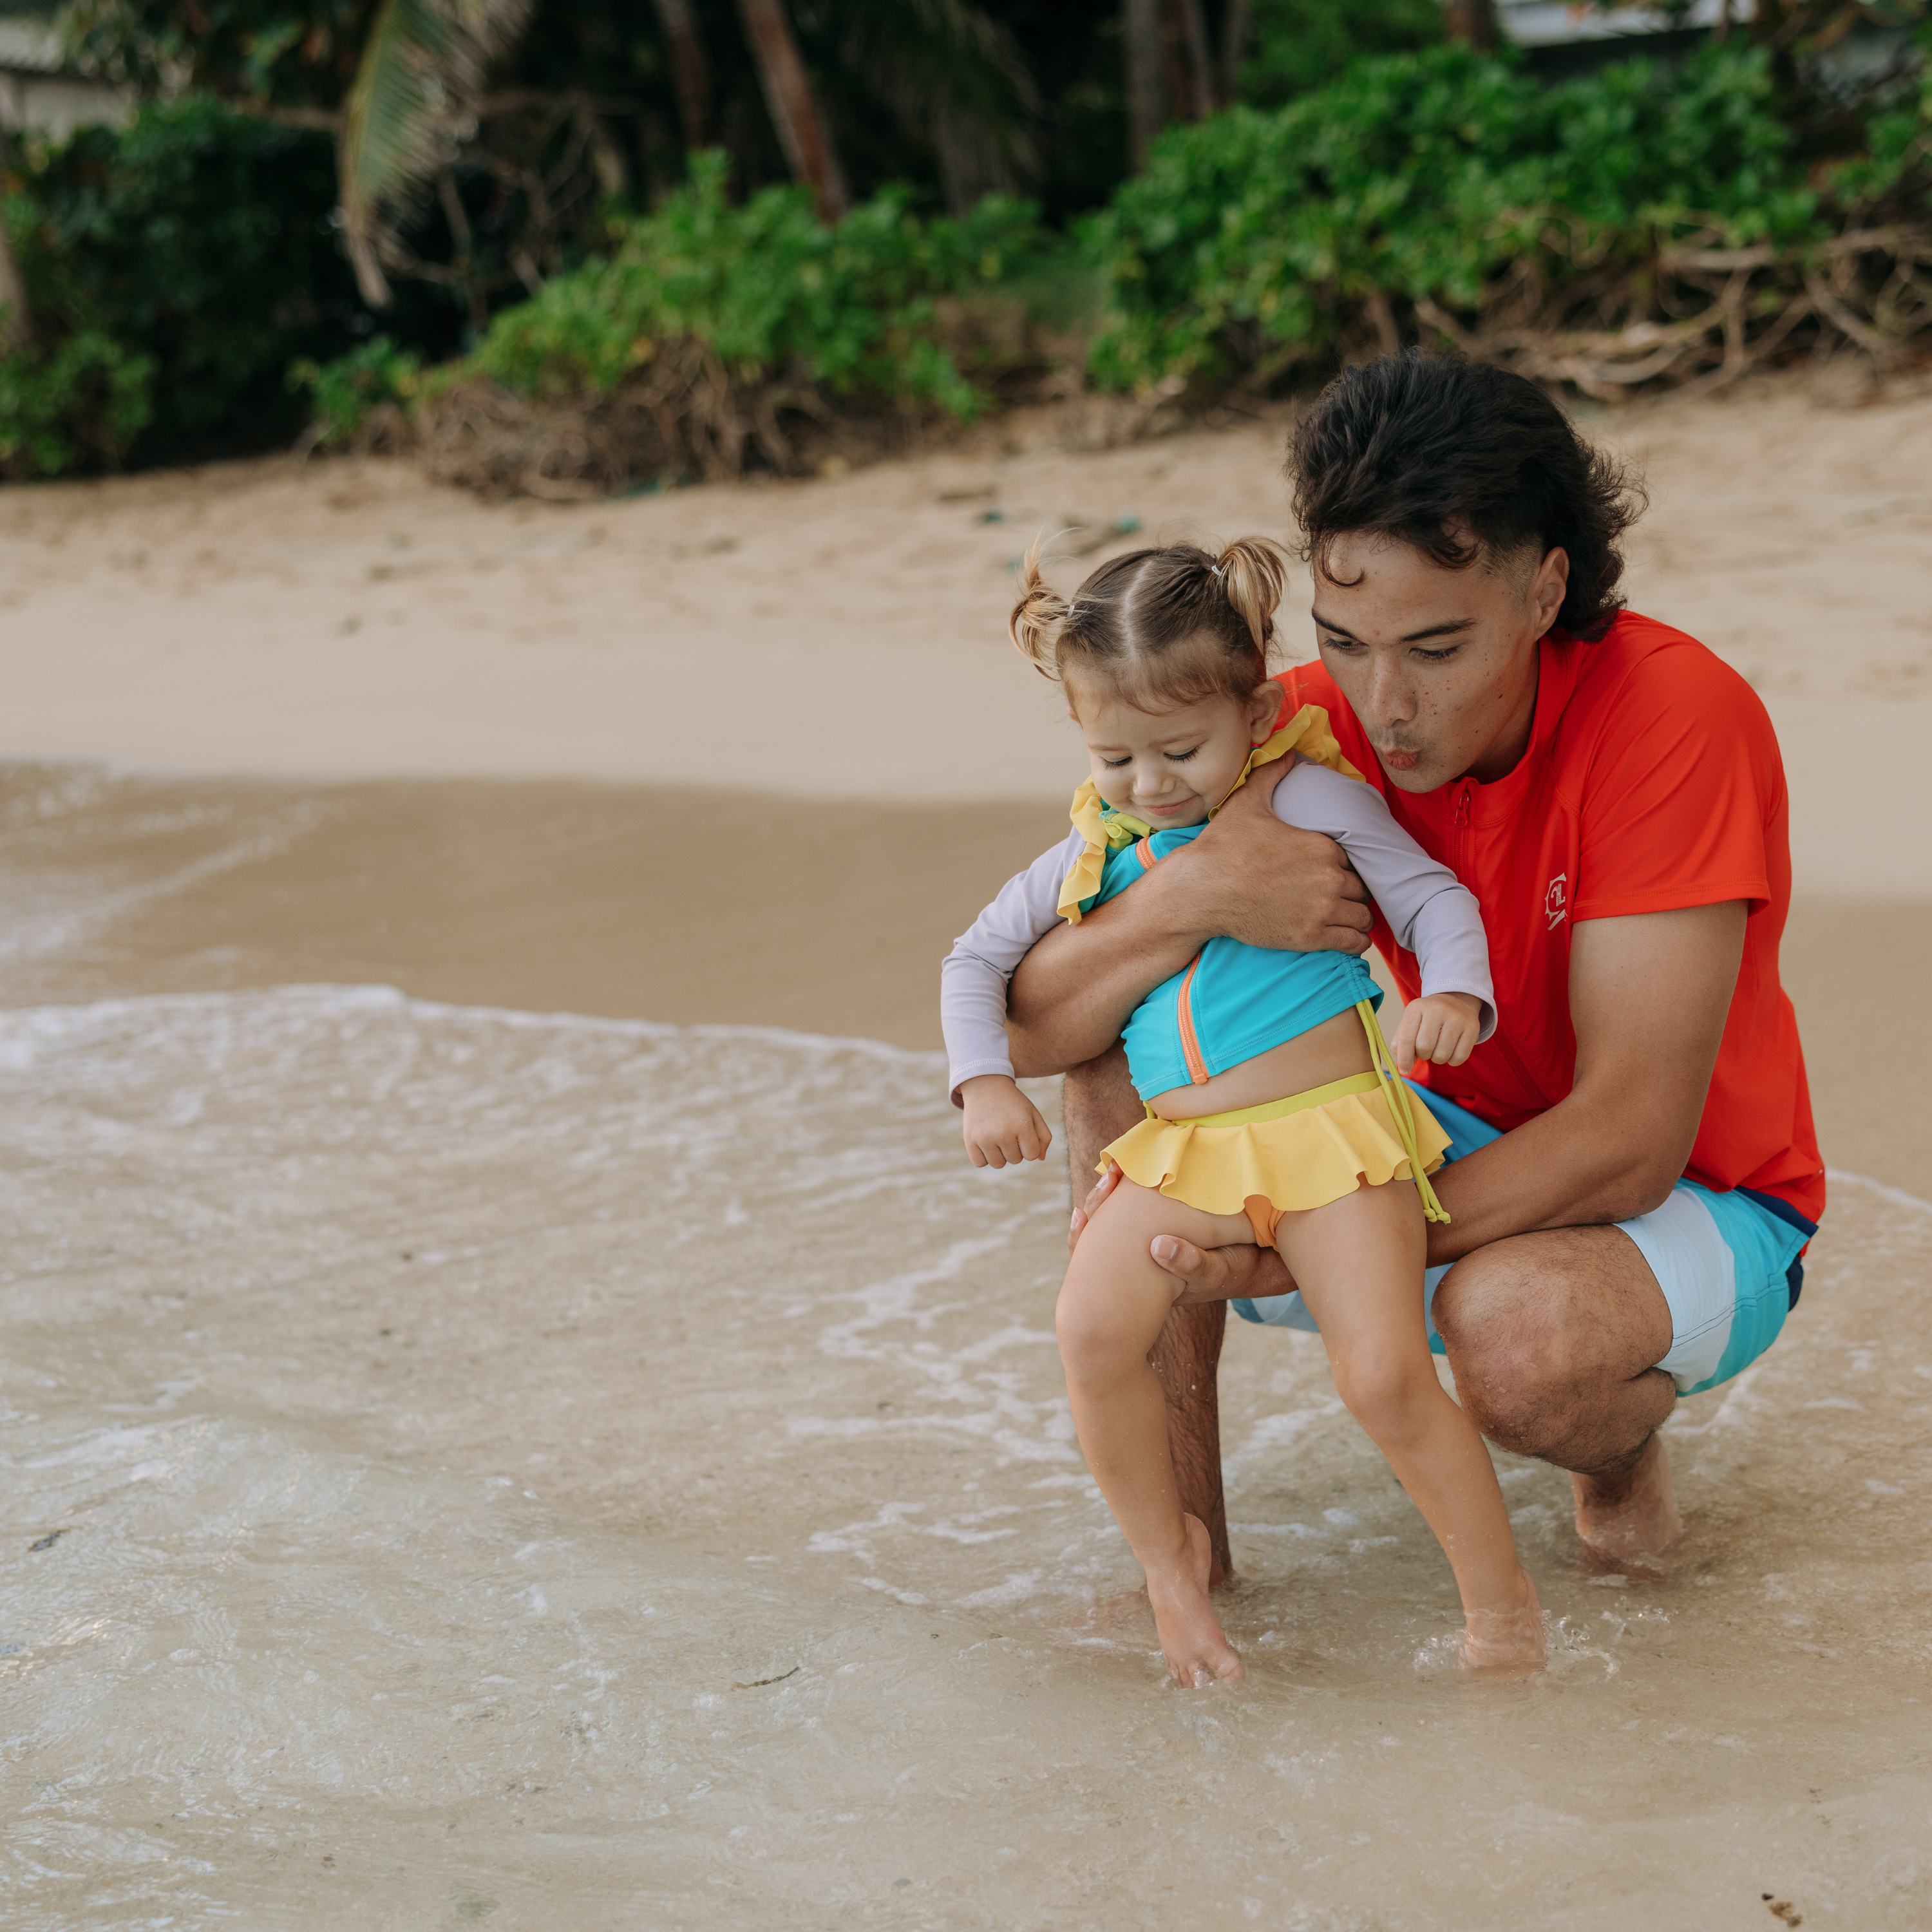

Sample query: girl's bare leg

[1276,1180,1546,1675]
[1057,1178,1256,1687]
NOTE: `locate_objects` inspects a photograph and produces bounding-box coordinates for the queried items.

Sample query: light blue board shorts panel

[1229,1085,1810,1397]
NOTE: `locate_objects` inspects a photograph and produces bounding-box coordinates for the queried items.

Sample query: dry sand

[1,374,1930,892]
[3,374,1930,1929]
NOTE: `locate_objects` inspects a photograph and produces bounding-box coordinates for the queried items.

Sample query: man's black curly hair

[1287,353,1645,642]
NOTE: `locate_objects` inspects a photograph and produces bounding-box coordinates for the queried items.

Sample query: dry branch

[1417,222,1932,402]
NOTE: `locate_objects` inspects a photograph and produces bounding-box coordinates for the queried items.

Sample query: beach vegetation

[295,151,1047,495]
[288,330,426,451]
[61,0,1050,314]
[0,96,418,476]
[6,4,1930,488]
[0,325,155,479]
[1097,33,1924,402]
[1235,0,1445,108]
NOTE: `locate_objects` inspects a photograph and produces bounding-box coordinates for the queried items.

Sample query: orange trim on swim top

[1138,836,1212,1085]
[1176,952,1209,1084]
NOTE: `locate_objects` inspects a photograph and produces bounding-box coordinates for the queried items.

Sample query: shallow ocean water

[3,987,1929,1929]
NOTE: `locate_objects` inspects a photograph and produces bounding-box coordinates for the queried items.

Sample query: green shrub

[0,322,155,478]
[1826,25,1932,219]
[1084,44,1828,393]
[1238,0,1444,109]
[466,153,1040,417]
[289,332,425,448]
[1,95,445,475]
[294,153,1046,486]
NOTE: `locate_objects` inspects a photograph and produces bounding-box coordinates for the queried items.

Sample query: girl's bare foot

[1144,1514,1244,1687]
[1459,1569,1546,1681]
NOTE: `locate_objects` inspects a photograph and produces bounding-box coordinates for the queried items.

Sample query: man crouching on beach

[1005,353,1824,1577]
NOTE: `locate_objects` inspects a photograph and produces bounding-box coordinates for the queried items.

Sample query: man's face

[1309,533,1568,793]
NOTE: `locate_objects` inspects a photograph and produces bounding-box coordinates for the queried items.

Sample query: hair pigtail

[1216,536,1289,660]
[1009,536,1072,681]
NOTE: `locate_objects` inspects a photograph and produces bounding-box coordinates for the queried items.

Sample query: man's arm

[1419,898,1747,1262]
[1119,899,1747,1295]
[1006,767,1374,1077]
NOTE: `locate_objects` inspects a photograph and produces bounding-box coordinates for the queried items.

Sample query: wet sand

[0,764,1065,1048]
[0,763,1923,1189]
[4,376,1931,1928]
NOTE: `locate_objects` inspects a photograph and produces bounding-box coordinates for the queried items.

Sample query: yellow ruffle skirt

[1100,1066,1453,1251]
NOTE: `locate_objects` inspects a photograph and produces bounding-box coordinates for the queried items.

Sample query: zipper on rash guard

[1177,953,1210,1084]
[1453,778,1475,878]
[1482,1021,1548,1114]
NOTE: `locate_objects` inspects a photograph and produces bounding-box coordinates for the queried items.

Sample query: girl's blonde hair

[1009,535,1291,710]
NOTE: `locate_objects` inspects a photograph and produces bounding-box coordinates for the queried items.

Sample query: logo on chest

[1544,873,1568,931]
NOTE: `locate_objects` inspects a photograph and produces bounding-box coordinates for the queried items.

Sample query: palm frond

[340,0,536,306]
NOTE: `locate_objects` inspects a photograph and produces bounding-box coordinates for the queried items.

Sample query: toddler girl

[940,536,1545,1687]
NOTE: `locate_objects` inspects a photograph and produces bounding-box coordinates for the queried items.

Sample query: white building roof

[0,16,63,76]
[1500,1,1730,46]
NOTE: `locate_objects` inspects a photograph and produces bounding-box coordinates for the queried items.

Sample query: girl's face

[1068,665,1281,829]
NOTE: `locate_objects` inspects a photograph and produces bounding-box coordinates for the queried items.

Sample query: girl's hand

[960,1075,1053,1169]
[1390,991,1484,1072]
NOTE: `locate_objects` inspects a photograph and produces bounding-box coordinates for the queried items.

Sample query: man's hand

[960,1075,1052,1169]
[1411,901,1749,1262]
[1390,990,1483,1071]
[1068,1157,1122,1251]
[1007,758,1372,1077]
[1151,1234,1296,1306]
[1178,762,1375,956]
[1069,1157,1298,1305]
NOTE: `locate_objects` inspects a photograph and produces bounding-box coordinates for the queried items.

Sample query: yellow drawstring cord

[1357,999,1452,1224]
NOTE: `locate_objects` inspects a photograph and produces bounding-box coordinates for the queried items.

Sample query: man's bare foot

[1144,1514,1244,1687]
[1459,1569,1546,1681]
[1571,1434,1683,1572]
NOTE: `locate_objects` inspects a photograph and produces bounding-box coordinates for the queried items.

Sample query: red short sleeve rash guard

[1274,612,1824,1223]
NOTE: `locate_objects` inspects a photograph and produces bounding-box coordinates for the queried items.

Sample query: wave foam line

[1824,1166,1932,1218]
[0,981,949,1068]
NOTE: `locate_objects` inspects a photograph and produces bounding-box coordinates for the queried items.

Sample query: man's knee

[1432,1246,1593,1454]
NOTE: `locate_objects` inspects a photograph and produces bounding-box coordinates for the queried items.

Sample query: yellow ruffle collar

[1057,702,1362,924]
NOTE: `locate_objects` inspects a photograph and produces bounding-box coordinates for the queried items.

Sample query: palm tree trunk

[0,127,29,352]
[734,0,849,220]
[1174,0,1217,116]
[1443,0,1499,50]
[1123,0,1164,169]
[1219,0,1252,105]
[651,0,713,150]
[0,213,28,353]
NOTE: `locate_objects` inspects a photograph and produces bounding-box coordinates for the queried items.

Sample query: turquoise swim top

[1083,817,1381,1104]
